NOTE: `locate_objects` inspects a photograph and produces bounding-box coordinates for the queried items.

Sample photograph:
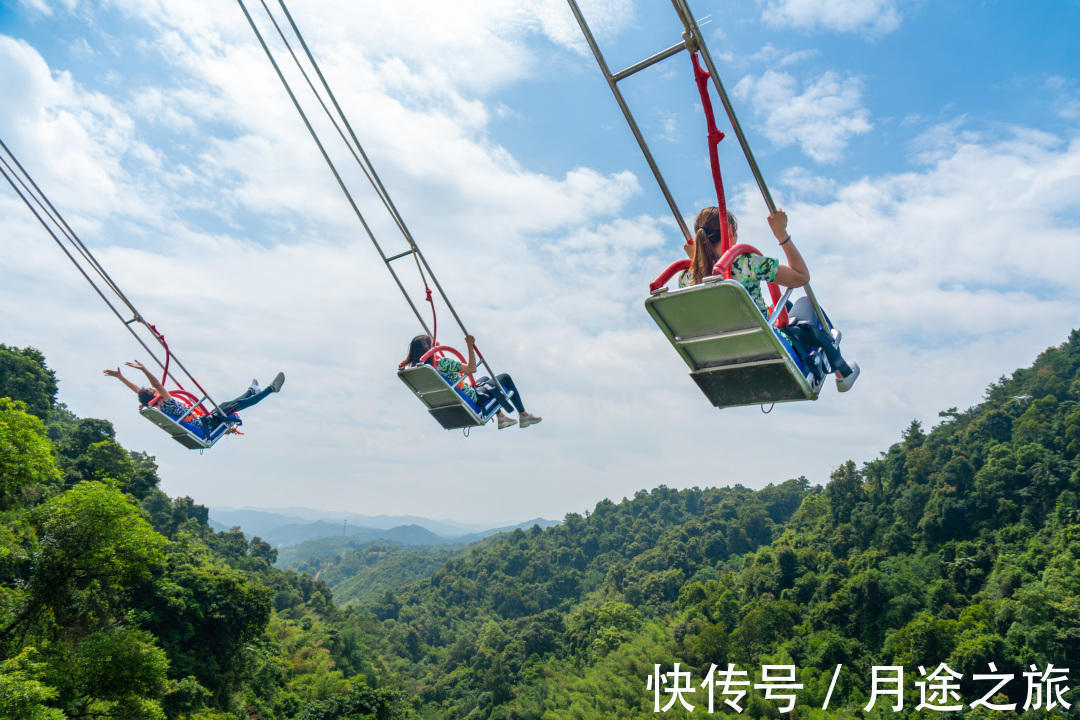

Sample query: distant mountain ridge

[208,507,557,549]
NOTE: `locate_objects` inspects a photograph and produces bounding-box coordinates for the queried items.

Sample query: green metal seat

[645,278,824,409]
[398,364,493,430]
[138,406,229,450]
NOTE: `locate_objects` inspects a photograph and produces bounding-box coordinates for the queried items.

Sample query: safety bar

[650,259,691,292]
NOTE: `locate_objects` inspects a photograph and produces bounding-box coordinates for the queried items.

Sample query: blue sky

[1,0,1078,525]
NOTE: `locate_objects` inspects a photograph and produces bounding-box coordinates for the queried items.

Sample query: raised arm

[103,367,142,395]
[767,209,810,288]
[124,360,172,400]
[461,334,478,375]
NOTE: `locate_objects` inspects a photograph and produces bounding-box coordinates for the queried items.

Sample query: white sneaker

[248,378,260,393]
[519,414,542,428]
[831,328,842,345]
[497,415,517,429]
[836,362,860,392]
[270,372,285,392]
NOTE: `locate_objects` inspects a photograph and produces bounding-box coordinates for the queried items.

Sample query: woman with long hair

[400,333,542,428]
[104,360,285,435]
[680,206,859,392]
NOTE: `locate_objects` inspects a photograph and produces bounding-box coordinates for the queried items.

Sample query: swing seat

[398,364,508,430]
[646,278,825,409]
[139,406,229,450]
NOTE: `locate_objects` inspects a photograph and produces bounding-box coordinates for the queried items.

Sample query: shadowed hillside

[347,330,1080,719]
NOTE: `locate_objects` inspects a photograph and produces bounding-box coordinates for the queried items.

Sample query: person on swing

[680,206,860,392]
[399,334,542,428]
[104,360,285,436]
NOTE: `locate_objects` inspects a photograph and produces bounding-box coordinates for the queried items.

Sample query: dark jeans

[202,385,275,433]
[475,373,525,414]
[783,297,852,377]
[220,385,275,414]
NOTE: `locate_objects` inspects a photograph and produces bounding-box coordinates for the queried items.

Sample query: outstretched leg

[218,372,285,414]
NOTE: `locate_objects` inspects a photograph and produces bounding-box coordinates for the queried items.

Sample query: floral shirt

[436,357,478,403]
[679,254,778,316]
[153,396,207,438]
[157,397,189,420]
[730,254,779,315]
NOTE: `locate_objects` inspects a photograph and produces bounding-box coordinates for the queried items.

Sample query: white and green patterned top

[678,253,779,316]
[436,356,478,403]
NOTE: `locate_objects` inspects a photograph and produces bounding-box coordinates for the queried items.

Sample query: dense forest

[318,330,1080,719]
[2,329,1078,718]
[0,344,406,719]
[279,540,467,608]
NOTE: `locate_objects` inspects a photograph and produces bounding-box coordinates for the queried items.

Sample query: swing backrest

[139,405,228,449]
[399,363,501,429]
[646,278,824,409]
[140,392,228,449]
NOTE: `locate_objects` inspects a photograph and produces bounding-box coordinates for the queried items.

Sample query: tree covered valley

[1,330,1079,718]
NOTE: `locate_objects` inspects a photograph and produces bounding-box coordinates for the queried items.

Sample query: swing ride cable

[250,0,448,356]
[270,0,477,358]
[251,0,437,339]
[235,0,433,337]
[258,0,505,390]
[669,0,832,333]
[254,0,450,357]
[236,0,508,394]
[0,138,222,412]
[0,139,140,319]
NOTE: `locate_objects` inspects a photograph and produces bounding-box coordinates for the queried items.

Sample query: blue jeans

[201,386,275,433]
[475,373,525,414]
[220,386,274,414]
[783,297,852,376]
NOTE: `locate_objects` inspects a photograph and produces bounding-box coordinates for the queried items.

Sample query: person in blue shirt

[104,360,284,435]
[400,334,541,428]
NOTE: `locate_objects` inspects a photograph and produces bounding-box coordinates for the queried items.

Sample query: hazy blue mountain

[210,506,495,538]
[208,509,314,538]
[210,506,559,549]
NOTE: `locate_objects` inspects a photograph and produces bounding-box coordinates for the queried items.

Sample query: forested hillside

[0,344,406,719]
[349,330,1080,719]
[4,329,1079,720]
[279,540,465,607]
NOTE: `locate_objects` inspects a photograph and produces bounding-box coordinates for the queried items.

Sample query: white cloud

[779,166,837,198]
[0,35,162,226]
[908,116,984,164]
[761,0,904,36]
[17,0,54,15]
[734,69,872,162]
[1046,75,1080,120]
[751,43,818,68]
[3,2,1080,527]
